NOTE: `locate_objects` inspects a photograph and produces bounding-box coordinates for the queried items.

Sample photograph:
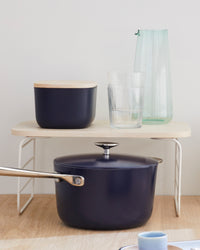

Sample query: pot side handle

[150,157,163,164]
[0,166,84,187]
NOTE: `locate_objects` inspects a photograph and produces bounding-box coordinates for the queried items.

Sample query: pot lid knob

[95,142,118,157]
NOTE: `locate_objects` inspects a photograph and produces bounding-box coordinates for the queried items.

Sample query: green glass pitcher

[134,29,173,124]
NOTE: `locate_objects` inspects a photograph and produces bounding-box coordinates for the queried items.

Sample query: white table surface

[120,240,200,250]
[171,240,200,250]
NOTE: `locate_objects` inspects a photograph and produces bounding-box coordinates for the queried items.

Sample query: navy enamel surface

[54,159,158,230]
[54,154,158,170]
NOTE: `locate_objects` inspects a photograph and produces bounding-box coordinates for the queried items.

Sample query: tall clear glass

[108,72,144,128]
[134,29,173,124]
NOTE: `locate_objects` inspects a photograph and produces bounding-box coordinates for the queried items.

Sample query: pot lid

[54,142,160,170]
[34,80,97,89]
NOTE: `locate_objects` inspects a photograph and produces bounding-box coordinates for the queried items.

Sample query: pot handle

[150,157,163,164]
[0,166,84,187]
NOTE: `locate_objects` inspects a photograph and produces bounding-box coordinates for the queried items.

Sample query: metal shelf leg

[172,138,182,217]
[17,137,36,215]
[151,138,183,217]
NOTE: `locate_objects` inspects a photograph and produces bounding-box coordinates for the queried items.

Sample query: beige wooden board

[11,120,191,138]
[0,195,199,249]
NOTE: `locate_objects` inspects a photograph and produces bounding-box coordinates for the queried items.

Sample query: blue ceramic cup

[138,231,168,250]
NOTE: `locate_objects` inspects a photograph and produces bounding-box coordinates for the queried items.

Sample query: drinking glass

[108,72,144,128]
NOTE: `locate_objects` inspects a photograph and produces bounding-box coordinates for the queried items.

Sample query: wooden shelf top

[11,120,191,138]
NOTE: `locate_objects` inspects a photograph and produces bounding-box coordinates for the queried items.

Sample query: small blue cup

[138,231,168,250]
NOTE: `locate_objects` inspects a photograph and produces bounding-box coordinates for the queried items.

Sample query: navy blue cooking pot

[0,142,162,230]
[54,142,162,230]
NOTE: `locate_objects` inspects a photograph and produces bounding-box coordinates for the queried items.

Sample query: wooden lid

[34,80,97,89]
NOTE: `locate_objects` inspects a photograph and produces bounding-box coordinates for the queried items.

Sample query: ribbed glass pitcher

[134,29,173,124]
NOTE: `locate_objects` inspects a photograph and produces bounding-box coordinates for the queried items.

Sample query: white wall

[0,0,198,195]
